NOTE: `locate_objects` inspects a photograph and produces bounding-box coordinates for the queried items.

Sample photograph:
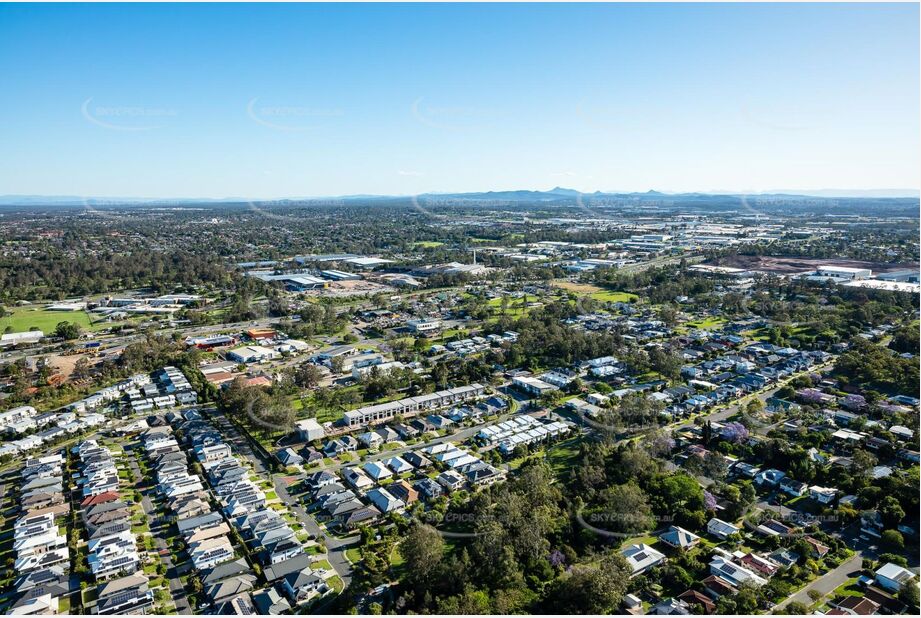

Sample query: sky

[0,2,918,199]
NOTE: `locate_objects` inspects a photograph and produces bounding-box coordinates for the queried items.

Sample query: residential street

[205,407,359,589]
[125,451,192,614]
[773,553,863,611]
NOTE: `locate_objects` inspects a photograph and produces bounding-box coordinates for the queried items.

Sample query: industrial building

[227,346,279,364]
[814,265,872,280]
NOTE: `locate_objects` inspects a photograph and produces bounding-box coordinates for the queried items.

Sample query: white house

[407,319,441,334]
[875,562,917,592]
[707,518,740,541]
[362,461,392,481]
[809,486,838,504]
[227,345,279,364]
[622,544,666,576]
[754,468,785,487]
[295,418,325,442]
[709,555,767,587]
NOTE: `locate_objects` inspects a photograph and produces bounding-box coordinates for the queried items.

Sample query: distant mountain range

[0,187,917,207]
[0,187,921,208]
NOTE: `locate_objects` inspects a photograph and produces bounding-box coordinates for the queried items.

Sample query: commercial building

[0,330,44,347]
[320,270,361,281]
[407,319,442,334]
[815,265,872,280]
[227,345,279,364]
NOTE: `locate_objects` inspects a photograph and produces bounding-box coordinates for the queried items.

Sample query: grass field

[591,290,639,303]
[487,295,535,318]
[545,437,582,478]
[0,307,98,333]
[411,241,444,249]
[345,548,361,563]
[551,281,638,303]
[389,544,405,571]
[686,316,727,330]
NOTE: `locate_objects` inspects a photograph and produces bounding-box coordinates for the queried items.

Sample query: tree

[293,362,323,389]
[401,524,445,591]
[436,586,492,614]
[881,529,904,550]
[745,398,765,416]
[776,385,796,400]
[899,582,920,610]
[879,496,905,528]
[658,304,679,328]
[889,325,919,355]
[649,347,682,381]
[72,356,92,380]
[551,553,631,614]
[54,321,81,340]
[593,483,655,534]
[851,449,878,477]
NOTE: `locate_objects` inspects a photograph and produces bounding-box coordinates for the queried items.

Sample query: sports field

[1,307,99,333]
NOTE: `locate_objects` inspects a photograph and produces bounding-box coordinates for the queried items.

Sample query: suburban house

[388,480,419,505]
[659,526,701,551]
[95,574,154,615]
[875,562,917,592]
[366,487,405,513]
[622,544,666,576]
[809,485,838,504]
[709,555,767,587]
[342,467,374,490]
[295,418,326,442]
[706,518,740,540]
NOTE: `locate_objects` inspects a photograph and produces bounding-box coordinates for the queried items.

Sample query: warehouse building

[227,346,279,364]
[815,265,872,280]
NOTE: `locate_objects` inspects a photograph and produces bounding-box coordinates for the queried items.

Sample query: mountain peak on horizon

[547,187,581,196]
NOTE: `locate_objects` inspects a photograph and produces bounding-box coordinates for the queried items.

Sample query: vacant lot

[552,280,638,303]
[686,316,727,330]
[712,255,918,274]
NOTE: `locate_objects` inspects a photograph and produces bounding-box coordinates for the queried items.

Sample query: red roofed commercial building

[245,328,277,341]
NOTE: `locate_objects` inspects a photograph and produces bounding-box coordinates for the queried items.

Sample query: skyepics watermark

[411,97,501,131]
[80,196,192,219]
[247,98,344,132]
[571,395,668,435]
[741,511,839,540]
[244,392,298,433]
[247,198,346,222]
[413,505,536,540]
[410,193,512,219]
[81,98,177,131]
[575,506,674,540]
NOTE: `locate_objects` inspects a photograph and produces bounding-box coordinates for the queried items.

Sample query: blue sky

[0,2,918,198]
